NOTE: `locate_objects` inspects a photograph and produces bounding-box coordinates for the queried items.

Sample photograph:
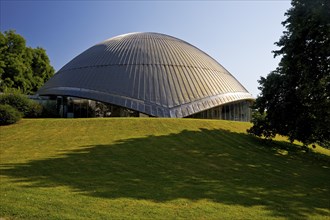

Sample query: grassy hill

[0,118,329,219]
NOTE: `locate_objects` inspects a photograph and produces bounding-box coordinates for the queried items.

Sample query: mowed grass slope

[0,118,329,220]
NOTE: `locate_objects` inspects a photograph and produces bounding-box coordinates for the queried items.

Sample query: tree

[0,30,54,94]
[0,104,22,125]
[248,0,330,148]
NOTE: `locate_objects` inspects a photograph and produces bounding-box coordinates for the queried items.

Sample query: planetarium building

[37,32,254,121]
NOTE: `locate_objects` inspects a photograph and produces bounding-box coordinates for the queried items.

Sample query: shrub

[0,104,22,125]
[0,93,43,118]
[26,101,43,118]
[0,93,31,116]
[247,111,276,140]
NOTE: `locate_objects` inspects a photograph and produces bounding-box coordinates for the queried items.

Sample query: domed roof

[38,32,253,117]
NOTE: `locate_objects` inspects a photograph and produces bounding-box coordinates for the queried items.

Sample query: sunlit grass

[0,118,329,219]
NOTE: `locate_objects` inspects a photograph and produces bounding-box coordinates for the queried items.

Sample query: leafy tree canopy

[248,0,330,148]
[0,30,54,94]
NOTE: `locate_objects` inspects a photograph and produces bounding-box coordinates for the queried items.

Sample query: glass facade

[43,96,252,121]
[188,101,253,122]
[56,96,140,118]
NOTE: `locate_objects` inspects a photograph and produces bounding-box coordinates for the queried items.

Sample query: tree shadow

[1,129,329,219]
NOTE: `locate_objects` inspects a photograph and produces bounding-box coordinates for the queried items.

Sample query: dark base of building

[33,96,252,121]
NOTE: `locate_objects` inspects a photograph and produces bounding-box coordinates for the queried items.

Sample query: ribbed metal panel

[38,32,254,117]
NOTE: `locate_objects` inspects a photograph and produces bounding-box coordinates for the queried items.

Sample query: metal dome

[37,32,253,117]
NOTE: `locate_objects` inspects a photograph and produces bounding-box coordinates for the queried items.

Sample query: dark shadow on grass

[1,129,329,219]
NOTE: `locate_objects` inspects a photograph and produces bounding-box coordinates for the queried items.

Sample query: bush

[26,101,43,118]
[247,111,276,140]
[0,93,42,118]
[0,93,31,115]
[0,104,22,125]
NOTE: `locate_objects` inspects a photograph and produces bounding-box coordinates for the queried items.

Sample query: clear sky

[0,0,291,97]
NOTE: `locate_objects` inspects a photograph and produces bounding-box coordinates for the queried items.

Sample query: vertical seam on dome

[165,65,179,106]
[182,66,199,100]
[117,37,130,64]
[176,66,191,104]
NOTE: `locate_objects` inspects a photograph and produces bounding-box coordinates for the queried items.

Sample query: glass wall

[56,96,140,118]
[188,100,253,122]
[41,96,252,120]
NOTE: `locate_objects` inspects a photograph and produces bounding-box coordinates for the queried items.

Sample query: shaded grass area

[0,118,329,219]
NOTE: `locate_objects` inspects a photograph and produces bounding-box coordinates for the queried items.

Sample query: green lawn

[0,118,329,219]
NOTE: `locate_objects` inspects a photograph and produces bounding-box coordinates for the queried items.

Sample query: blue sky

[1,0,291,97]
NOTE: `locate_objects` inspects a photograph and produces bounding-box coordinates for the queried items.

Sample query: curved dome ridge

[38,32,253,118]
[61,32,225,71]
